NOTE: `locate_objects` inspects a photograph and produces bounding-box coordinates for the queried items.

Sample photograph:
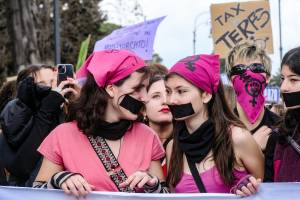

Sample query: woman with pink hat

[32,50,168,198]
[165,54,263,196]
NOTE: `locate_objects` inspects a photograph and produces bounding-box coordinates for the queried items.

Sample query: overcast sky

[102,0,300,75]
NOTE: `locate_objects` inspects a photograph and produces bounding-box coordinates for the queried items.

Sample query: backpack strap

[186,157,206,193]
[286,136,300,155]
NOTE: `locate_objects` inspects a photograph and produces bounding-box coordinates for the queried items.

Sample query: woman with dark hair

[274,47,300,181]
[165,54,263,196]
[33,50,167,198]
[0,64,79,186]
[144,64,173,177]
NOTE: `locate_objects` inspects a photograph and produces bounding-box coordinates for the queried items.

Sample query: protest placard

[210,1,273,58]
[94,16,165,60]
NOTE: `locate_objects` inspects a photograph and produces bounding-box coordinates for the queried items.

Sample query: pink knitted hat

[76,49,145,87]
[169,54,220,93]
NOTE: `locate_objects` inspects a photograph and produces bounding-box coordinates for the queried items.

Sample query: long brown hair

[167,80,245,187]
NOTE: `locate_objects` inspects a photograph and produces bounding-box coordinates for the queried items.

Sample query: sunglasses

[229,63,269,77]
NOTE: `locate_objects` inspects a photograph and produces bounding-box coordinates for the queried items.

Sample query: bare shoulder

[230,126,255,147]
[230,126,264,178]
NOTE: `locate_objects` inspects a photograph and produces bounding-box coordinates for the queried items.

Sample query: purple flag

[94,16,165,60]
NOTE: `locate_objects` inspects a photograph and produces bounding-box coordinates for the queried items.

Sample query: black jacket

[0,90,65,186]
[0,144,7,186]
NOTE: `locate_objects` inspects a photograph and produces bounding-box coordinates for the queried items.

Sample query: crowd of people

[0,43,299,198]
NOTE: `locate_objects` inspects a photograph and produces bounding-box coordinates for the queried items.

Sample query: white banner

[1,183,300,200]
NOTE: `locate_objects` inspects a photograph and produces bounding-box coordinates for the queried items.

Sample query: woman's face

[111,71,149,121]
[166,74,209,121]
[145,80,172,124]
[36,68,57,88]
[280,65,300,93]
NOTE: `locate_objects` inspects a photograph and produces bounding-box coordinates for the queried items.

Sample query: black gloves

[17,77,51,110]
[17,77,37,110]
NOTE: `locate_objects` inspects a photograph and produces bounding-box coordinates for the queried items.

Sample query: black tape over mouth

[120,94,144,114]
[169,103,195,119]
[282,91,300,108]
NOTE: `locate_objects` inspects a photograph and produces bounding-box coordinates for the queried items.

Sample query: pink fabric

[174,166,249,193]
[273,160,281,181]
[76,49,145,87]
[273,137,300,182]
[169,54,220,94]
[38,122,165,192]
[232,71,267,124]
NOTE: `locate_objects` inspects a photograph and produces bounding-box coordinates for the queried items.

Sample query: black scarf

[93,120,131,140]
[178,119,215,163]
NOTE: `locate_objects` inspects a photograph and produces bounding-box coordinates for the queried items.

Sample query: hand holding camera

[54,78,81,99]
[54,64,81,99]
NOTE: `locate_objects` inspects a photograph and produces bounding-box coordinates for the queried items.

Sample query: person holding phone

[0,64,80,186]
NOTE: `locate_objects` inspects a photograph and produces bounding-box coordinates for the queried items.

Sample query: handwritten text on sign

[210,1,273,58]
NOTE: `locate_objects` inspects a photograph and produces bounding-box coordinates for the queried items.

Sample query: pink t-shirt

[174,166,249,193]
[38,121,165,191]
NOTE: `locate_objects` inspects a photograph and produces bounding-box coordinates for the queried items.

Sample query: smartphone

[57,64,74,86]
